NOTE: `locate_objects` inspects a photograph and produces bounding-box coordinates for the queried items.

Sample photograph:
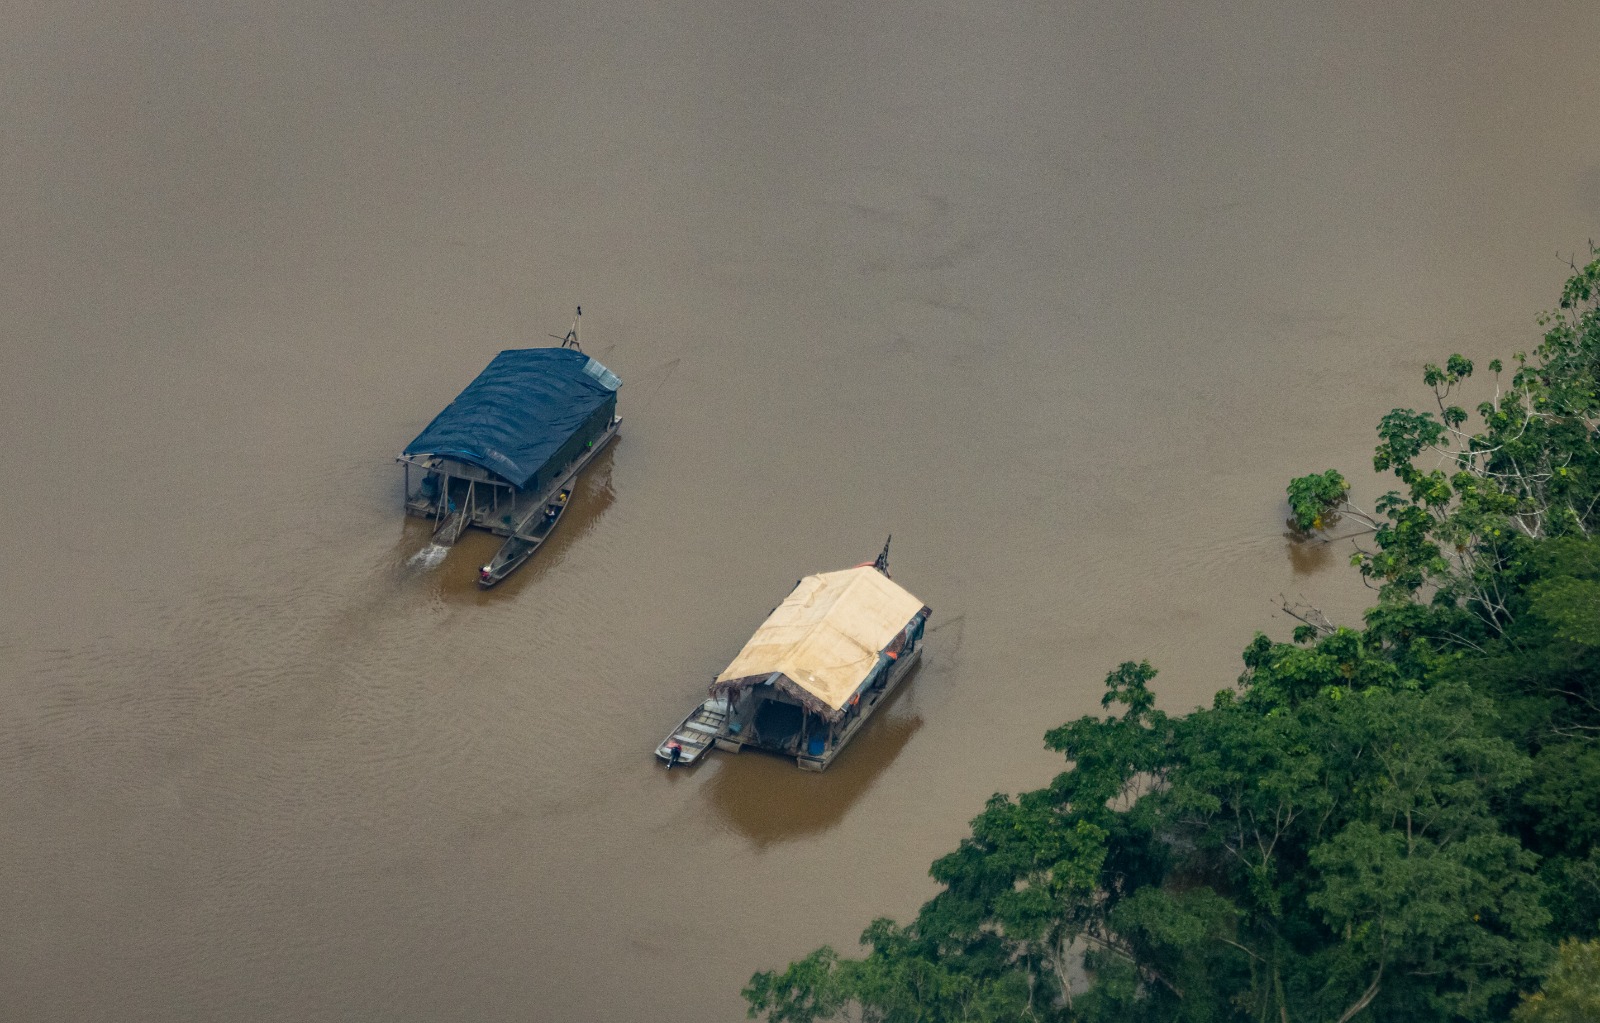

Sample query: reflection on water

[702,666,924,848]
[1283,527,1339,577]
[1282,511,1363,579]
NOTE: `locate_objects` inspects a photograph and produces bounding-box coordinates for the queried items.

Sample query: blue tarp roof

[402,348,620,489]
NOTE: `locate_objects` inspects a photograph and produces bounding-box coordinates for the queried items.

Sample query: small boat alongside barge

[656,696,730,768]
[478,486,571,587]
[655,540,930,772]
[397,310,621,585]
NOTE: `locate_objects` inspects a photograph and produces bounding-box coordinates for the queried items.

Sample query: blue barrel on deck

[807,735,825,756]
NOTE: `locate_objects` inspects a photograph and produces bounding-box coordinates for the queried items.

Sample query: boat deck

[696,644,922,771]
[656,697,730,767]
[403,417,620,538]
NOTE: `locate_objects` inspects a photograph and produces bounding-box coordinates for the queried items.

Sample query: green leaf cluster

[1288,250,1600,631]
[1512,938,1600,1023]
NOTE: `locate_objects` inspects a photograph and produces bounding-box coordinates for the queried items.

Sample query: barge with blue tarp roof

[397,320,620,584]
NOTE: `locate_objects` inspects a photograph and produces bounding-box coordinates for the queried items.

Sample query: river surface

[5,1,1599,1019]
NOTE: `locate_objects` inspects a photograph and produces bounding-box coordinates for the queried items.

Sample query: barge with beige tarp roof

[655,540,930,771]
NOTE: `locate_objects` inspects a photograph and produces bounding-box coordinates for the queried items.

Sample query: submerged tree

[1288,248,1600,635]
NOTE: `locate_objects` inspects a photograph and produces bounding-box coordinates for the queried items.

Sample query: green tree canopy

[1288,248,1600,633]
[743,255,1600,1023]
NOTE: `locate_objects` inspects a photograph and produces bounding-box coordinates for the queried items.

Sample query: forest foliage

[742,250,1600,1023]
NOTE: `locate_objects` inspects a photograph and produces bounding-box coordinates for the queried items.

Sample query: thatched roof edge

[709,673,846,722]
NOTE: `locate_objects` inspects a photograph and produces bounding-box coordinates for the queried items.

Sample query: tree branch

[1334,964,1383,1023]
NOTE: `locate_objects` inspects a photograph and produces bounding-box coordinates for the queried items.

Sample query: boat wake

[407,543,450,570]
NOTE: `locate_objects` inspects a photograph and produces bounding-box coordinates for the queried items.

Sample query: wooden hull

[796,644,921,771]
[711,644,924,771]
[659,562,928,772]
[656,697,730,768]
[478,485,573,588]
[477,536,537,588]
[431,505,470,545]
[473,416,620,586]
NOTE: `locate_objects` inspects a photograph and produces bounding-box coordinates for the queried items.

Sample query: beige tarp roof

[714,567,928,712]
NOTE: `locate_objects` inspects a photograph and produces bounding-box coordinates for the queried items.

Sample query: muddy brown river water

[5,1,1600,1019]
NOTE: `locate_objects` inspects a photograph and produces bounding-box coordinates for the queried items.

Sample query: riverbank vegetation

[742,250,1600,1023]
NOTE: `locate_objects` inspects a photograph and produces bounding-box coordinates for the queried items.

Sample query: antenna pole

[554,305,583,350]
[873,535,892,576]
[567,306,582,350]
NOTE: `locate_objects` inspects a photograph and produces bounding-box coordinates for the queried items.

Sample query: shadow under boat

[699,667,925,848]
